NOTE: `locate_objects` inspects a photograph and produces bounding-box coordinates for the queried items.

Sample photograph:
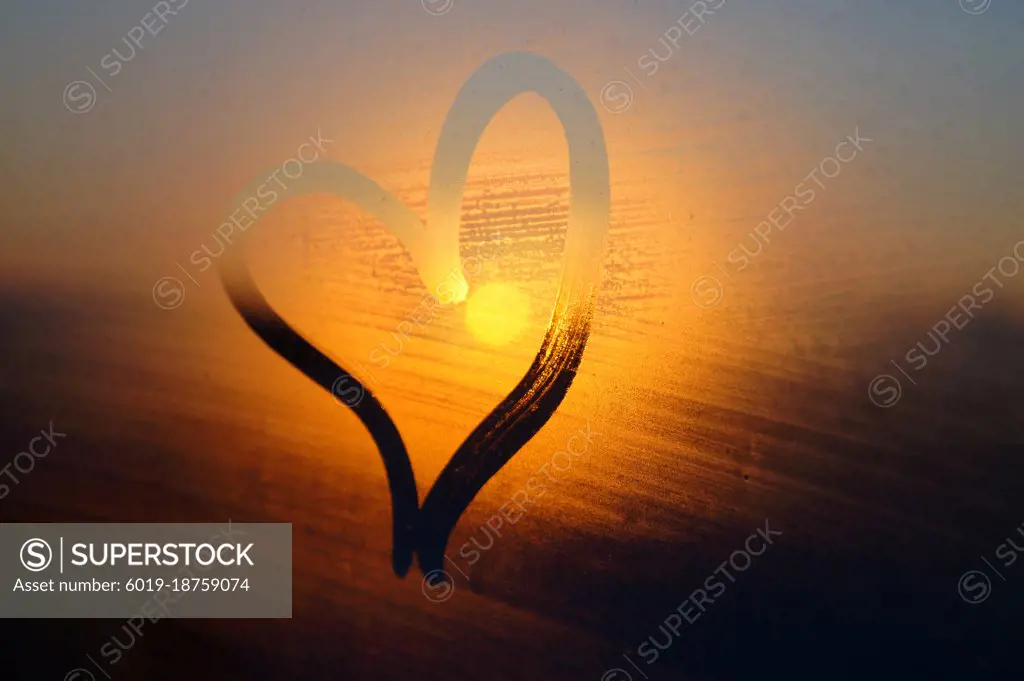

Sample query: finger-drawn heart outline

[218,51,610,577]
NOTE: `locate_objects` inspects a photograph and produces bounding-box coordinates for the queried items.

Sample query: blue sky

[1,0,1021,294]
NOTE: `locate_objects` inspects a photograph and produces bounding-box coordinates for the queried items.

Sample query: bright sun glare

[464,282,531,346]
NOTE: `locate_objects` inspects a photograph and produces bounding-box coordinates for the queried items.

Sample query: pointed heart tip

[392,552,414,578]
[414,543,445,577]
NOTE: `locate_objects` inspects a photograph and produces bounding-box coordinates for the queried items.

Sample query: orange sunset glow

[2,1,1023,679]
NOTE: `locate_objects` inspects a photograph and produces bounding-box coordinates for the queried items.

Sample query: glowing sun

[464,282,531,346]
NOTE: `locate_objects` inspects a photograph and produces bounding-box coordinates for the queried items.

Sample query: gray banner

[0,523,291,618]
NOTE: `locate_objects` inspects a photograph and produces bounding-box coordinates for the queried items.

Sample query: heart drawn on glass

[218,52,610,578]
